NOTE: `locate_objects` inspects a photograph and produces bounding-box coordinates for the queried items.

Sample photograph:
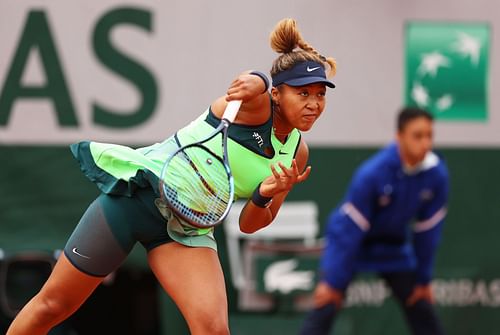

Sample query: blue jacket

[320,142,449,291]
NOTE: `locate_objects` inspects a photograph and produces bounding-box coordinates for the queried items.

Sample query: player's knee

[201,321,229,335]
[31,293,74,325]
[190,310,229,335]
[203,320,229,335]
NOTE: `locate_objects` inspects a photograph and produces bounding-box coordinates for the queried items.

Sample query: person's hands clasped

[225,72,267,102]
[258,159,311,198]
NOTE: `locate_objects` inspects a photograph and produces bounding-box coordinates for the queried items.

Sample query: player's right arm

[211,71,271,125]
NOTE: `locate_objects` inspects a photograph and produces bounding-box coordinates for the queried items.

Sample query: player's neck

[272,109,291,143]
[273,128,290,143]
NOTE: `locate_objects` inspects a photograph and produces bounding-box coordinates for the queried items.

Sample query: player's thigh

[147,242,228,324]
[34,253,104,314]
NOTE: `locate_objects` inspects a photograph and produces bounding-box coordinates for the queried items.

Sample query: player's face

[272,83,327,131]
[397,117,434,166]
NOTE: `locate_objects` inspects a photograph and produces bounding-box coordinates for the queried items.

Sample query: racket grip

[222,100,242,123]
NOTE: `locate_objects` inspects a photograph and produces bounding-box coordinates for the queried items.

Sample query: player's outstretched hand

[259,159,311,197]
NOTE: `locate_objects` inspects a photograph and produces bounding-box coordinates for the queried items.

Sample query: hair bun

[269,18,301,54]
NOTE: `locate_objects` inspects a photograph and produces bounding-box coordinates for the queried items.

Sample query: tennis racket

[159,100,242,228]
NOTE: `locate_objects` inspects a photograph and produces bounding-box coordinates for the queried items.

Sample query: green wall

[1,145,499,334]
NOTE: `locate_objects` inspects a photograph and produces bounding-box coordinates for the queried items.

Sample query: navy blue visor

[271,60,335,88]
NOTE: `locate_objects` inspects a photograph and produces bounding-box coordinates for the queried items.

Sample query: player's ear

[271,87,280,105]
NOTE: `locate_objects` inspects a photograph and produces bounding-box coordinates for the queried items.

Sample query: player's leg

[381,272,444,335]
[6,254,104,335]
[148,242,229,335]
[7,194,137,335]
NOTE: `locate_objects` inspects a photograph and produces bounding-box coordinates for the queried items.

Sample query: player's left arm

[238,139,311,233]
[408,164,450,305]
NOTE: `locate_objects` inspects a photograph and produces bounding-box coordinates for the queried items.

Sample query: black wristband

[250,71,270,94]
[251,182,273,208]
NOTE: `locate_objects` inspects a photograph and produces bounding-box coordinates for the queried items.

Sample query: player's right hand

[225,72,267,102]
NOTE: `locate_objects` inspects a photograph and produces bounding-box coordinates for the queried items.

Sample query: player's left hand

[406,284,435,306]
[259,159,311,197]
[225,72,267,102]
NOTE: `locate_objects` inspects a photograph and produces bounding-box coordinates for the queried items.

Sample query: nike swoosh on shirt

[72,247,91,259]
[279,150,288,155]
[306,66,320,72]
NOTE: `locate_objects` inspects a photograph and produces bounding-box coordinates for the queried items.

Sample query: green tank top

[175,107,301,199]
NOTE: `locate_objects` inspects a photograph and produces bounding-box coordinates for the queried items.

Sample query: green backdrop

[1,145,499,334]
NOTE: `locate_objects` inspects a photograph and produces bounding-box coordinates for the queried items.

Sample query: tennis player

[7,18,336,335]
[300,107,448,335]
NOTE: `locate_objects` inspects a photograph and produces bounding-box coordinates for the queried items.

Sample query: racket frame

[159,100,241,228]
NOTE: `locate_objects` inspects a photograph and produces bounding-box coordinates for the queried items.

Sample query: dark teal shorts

[63,187,174,277]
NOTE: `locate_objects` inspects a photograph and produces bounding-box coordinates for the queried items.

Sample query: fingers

[288,158,311,182]
[278,160,311,183]
[226,80,243,101]
[262,160,313,197]
[225,88,239,101]
[270,163,283,181]
[277,162,294,179]
[274,160,311,184]
[298,166,312,182]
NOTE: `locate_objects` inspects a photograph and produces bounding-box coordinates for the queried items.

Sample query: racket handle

[222,100,242,123]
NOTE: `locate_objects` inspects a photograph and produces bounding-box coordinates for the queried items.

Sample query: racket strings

[161,146,231,226]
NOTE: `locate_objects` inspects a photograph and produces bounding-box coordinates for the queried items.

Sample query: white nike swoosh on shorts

[72,247,91,259]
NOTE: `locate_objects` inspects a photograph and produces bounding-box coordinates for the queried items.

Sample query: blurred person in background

[300,107,449,335]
